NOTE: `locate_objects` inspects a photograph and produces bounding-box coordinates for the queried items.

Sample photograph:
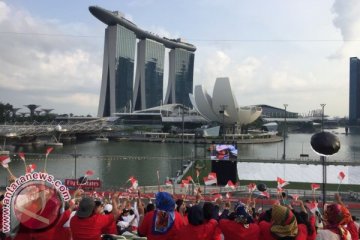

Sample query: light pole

[320,104,326,205]
[219,105,227,142]
[181,104,184,174]
[282,104,288,160]
[71,146,81,180]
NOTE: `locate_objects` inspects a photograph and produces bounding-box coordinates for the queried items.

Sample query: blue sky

[0,0,358,117]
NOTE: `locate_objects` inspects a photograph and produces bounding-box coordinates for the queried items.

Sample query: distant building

[164,48,195,108]
[349,57,360,124]
[89,6,196,117]
[257,105,298,118]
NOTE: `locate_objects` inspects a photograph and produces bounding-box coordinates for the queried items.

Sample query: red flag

[165,179,172,186]
[18,152,25,162]
[277,177,289,188]
[204,172,217,185]
[247,183,256,193]
[311,183,320,191]
[305,201,319,214]
[128,176,138,189]
[338,171,345,181]
[225,180,235,190]
[85,170,94,176]
[26,164,36,173]
[291,194,299,201]
[181,179,190,188]
[208,172,217,180]
[226,192,231,199]
[213,193,222,201]
[0,155,11,168]
[186,176,193,182]
[45,147,54,158]
[260,191,270,198]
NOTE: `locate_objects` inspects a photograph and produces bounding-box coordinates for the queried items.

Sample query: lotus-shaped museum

[189,77,262,126]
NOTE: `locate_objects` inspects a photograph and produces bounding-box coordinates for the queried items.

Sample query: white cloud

[0,2,10,22]
[0,2,102,115]
[330,0,360,59]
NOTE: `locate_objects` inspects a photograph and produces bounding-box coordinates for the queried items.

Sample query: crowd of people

[1,187,360,240]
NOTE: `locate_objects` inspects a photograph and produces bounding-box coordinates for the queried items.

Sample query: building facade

[133,39,165,110]
[165,48,195,108]
[350,57,360,124]
[98,25,136,117]
[89,6,196,117]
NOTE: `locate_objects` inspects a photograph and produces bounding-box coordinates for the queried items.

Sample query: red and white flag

[128,176,138,189]
[277,177,289,188]
[247,183,257,193]
[203,172,217,185]
[0,155,11,168]
[225,180,236,190]
[187,176,194,183]
[213,193,222,201]
[260,191,270,199]
[45,147,54,158]
[165,179,173,186]
[311,183,320,191]
[291,194,299,201]
[338,171,345,181]
[18,152,25,162]
[181,179,190,188]
[85,170,95,176]
[226,192,231,199]
[305,201,319,214]
[26,164,36,173]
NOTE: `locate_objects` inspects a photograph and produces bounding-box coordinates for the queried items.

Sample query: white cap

[104,204,113,213]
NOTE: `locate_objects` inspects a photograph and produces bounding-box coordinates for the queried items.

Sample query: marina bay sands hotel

[89,6,196,117]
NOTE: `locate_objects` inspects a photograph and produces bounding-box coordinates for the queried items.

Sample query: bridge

[0,118,109,139]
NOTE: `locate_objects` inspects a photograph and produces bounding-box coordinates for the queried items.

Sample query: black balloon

[257,183,267,192]
[78,176,88,184]
[310,131,340,156]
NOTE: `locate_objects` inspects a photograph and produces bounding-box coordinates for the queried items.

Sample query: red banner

[64,179,101,188]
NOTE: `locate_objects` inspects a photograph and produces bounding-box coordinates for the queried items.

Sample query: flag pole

[336,181,342,192]
[6,167,15,178]
[157,170,160,192]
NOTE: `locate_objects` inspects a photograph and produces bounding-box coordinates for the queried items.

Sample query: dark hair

[293,210,314,236]
[203,202,215,220]
[175,199,184,212]
[258,208,272,223]
[146,203,155,213]
[187,205,204,226]
[94,200,102,207]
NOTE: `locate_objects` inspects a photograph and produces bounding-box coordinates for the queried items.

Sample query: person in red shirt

[218,202,260,240]
[259,204,310,240]
[176,204,218,240]
[138,192,185,240]
[70,193,120,240]
[102,204,117,235]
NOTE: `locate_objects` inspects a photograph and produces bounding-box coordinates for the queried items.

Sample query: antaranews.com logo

[2,172,70,234]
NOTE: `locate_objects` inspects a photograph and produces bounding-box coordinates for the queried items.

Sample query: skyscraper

[165,48,195,108]
[89,6,196,117]
[98,25,136,116]
[133,39,165,110]
[349,57,360,124]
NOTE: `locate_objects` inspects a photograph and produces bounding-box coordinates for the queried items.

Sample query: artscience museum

[189,77,262,134]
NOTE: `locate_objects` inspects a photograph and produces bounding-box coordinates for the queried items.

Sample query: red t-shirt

[102,218,117,235]
[219,219,260,240]
[14,210,71,240]
[176,219,217,240]
[138,210,185,240]
[70,213,114,240]
[307,215,316,240]
[258,220,307,240]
